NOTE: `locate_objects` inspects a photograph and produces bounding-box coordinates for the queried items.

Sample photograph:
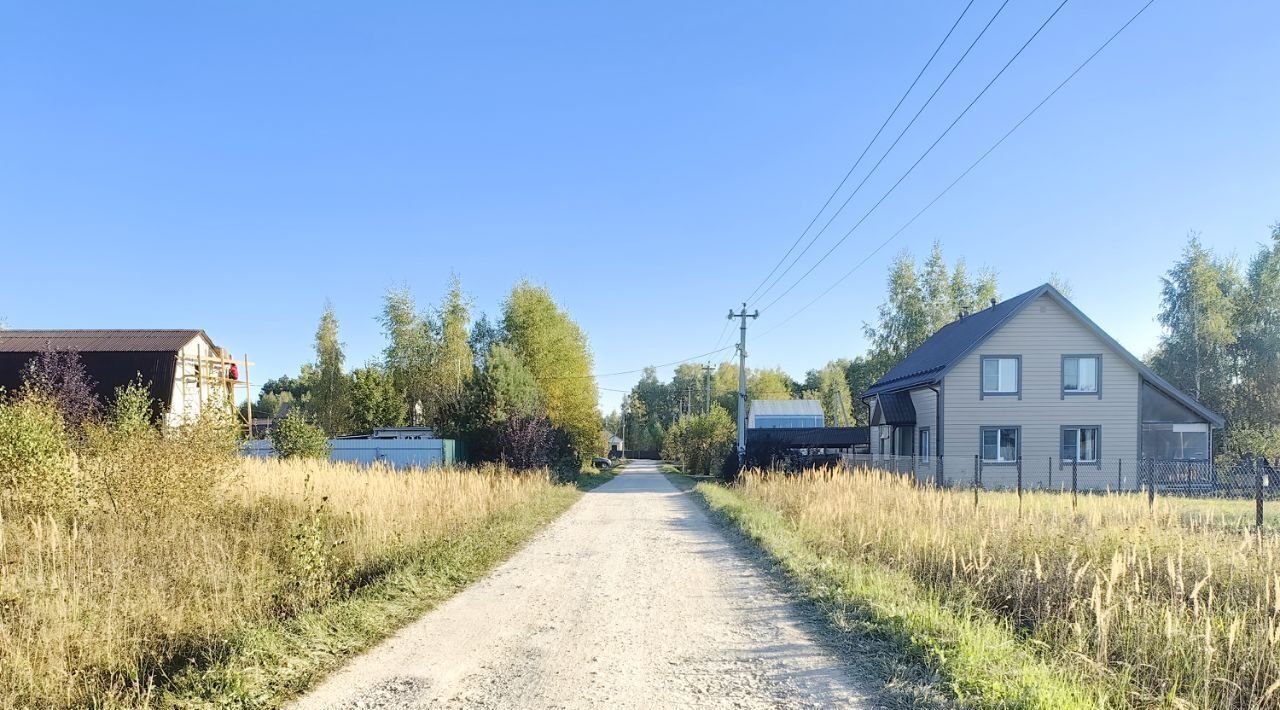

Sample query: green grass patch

[694,482,1102,710]
[157,483,583,708]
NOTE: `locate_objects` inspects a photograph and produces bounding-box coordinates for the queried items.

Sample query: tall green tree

[379,287,435,424]
[1149,236,1241,417]
[864,246,1001,389]
[349,365,406,433]
[844,356,876,424]
[310,302,351,436]
[429,275,475,434]
[502,281,600,456]
[1229,224,1280,451]
[803,360,853,426]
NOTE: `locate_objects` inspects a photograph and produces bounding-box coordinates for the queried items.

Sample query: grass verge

[1,460,597,709]
[161,481,580,707]
[694,480,1102,710]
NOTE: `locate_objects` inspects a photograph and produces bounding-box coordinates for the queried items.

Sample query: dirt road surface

[292,460,873,709]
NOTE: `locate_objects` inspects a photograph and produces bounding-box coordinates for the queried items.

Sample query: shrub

[20,349,100,434]
[271,410,331,459]
[0,392,78,513]
[81,381,239,513]
[661,405,735,476]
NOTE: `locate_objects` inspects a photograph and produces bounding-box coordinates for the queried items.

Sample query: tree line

[255,277,603,467]
[1149,226,1280,457]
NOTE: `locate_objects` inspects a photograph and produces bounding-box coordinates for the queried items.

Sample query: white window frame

[980,426,1020,464]
[1062,355,1102,398]
[980,356,1021,399]
[1061,425,1101,464]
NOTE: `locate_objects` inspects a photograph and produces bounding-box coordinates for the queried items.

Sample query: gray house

[861,284,1224,490]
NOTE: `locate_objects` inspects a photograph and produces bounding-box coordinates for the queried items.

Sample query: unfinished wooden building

[0,329,250,428]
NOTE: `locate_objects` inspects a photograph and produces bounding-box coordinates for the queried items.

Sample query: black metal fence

[838,454,1280,526]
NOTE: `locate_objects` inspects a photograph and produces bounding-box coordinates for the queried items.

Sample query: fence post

[1072,457,1079,511]
[1256,458,1264,530]
[937,456,944,488]
[973,454,980,508]
[1117,459,1123,492]
[1016,456,1023,519]
[912,454,917,482]
[1048,456,1052,491]
[1147,460,1155,510]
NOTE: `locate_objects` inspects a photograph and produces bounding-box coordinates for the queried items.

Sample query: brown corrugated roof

[0,329,209,353]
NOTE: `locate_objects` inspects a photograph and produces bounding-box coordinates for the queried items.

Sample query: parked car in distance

[592,457,612,469]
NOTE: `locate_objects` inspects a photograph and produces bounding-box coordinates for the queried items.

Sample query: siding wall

[942,293,1141,490]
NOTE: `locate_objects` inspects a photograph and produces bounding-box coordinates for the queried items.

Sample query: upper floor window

[1063,356,1100,394]
[981,356,1020,396]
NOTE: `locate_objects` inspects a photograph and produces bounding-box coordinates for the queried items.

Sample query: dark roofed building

[0,329,241,426]
[860,284,1224,490]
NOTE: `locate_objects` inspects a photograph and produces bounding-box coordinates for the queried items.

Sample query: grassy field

[698,469,1280,709]
[0,458,608,709]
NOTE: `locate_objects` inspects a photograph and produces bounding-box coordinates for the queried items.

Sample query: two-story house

[861,284,1224,490]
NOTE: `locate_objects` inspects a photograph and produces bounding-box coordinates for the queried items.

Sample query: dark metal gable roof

[877,391,917,426]
[863,286,1045,397]
[0,329,208,353]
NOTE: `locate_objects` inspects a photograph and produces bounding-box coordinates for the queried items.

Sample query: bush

[661,405,735,476]
[0,392,78,513]
[271,410,331,459]
[81,381,239,513]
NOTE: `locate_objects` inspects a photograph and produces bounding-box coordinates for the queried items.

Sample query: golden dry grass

[0,457,566,708]
[735,468,1280,708]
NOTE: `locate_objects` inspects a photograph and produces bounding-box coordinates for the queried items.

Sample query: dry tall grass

[737,468,1280,708]
[0,457,560,708]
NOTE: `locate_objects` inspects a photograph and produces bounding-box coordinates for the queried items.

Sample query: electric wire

[758,0,1072,314]
[757,0,1160,339]
[741,0,979,306]
[750,0,1009,308]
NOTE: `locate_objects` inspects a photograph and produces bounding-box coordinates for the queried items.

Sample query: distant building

[603,430,623,457]
[0,329,243,427]
[747,399,824,429]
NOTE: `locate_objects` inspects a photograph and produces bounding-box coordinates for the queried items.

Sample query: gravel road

[292,460,873,709]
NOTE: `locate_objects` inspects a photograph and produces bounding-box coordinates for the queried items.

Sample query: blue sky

[1,1,1276,414]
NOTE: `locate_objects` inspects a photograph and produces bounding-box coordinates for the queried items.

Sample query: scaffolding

[175,341,254,433]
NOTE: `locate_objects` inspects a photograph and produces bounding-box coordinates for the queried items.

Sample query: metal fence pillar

[1016,456,1023,519]
[1256,458,1264,529]
[1147,460,1156,510]
[1117,459,1123,492]
[1071,457,1078,511]
[973,454,980,508]
[1048,456,1052,490]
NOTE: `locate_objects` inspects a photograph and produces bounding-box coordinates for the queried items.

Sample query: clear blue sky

[2,1,1276,414]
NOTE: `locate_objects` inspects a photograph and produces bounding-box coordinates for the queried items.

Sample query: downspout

[927,384,942,458]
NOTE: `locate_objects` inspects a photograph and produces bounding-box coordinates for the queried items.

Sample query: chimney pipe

[990,297,998,308]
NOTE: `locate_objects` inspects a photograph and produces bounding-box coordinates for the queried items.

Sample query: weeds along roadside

[0,386,597,708]
[698,468,1280,709]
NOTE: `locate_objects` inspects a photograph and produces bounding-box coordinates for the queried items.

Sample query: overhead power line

[750,0,1008,308]
[758,0,1072,314]
[758,0,1160,339]
[741,0,980,306]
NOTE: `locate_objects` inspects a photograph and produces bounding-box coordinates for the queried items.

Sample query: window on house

[1063,356,1100,393]
[981,427,1019,462]
[1061,426,1100,462]
[1141,423,1209,460]
[919,429,930,459]
[981,357,1019,395]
